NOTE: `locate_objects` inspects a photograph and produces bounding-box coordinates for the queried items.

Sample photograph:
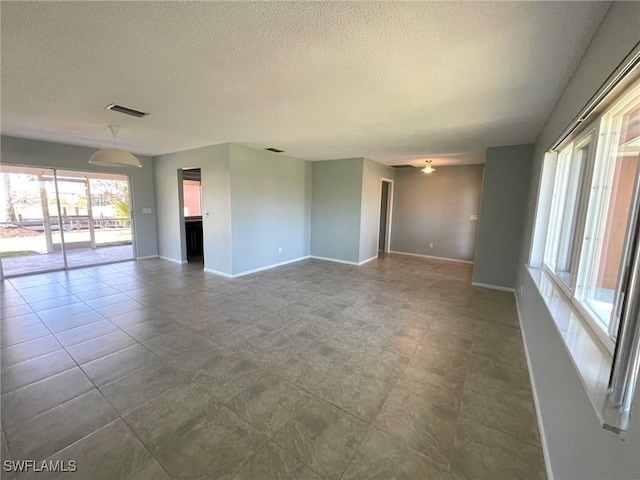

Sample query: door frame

[0,163,136,278]
[378,178,394,254]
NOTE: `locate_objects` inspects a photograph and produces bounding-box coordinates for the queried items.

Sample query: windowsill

[527,267,629,433]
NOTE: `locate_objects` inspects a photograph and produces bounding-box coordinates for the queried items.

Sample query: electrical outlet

[470,214,478,221]
[429,243,434,248]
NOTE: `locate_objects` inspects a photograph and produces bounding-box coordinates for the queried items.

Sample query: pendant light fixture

[89,125,142,168]
[421,160,436,174]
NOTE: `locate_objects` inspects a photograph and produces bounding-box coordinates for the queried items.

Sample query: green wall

[310,158,363,263]
[229,144,311,275]
[473,144,534,289]
[154,143,232,275]
[154,143,311,276]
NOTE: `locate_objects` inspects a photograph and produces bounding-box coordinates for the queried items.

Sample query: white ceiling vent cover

[105,104,149,118]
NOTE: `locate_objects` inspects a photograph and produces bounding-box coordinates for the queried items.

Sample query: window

[577,94,640,335]
[543,81,640,345]
[183,180,202,217]
[540,77,640,432]
[544,133,593,289]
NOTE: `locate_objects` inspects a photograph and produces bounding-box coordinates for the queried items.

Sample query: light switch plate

[470,214,478,221]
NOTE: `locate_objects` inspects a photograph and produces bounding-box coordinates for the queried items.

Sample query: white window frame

[575,85,640,341]
[542,124,599,303]
[542,81,640,356]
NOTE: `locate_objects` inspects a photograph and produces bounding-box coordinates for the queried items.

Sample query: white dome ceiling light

[89,125,142,168]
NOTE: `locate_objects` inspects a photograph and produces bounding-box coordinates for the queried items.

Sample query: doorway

[378,179,393,256]
[0,165,134,277]
[182,168,203,265]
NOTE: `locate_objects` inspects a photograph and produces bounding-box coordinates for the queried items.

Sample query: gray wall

[154,144,232,275]
[229,144,311,275]
[310,158,363,263]
[515,2,640,479]
[391,164,483,262]
[0,135,158,260]
[473,145,533,288]
[359,158,395,263]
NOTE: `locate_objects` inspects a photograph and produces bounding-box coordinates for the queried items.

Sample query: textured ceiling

[1,1,610,166]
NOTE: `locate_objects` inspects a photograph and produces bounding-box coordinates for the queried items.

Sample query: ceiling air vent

[265,148,284,153]
[391,164,417,169]
[105,104,149,118]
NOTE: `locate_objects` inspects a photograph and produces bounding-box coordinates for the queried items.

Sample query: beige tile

[373,386,458,465]
[365,327,421,357]
[273,396,367,480]
[342,427,449,480]
[466,352,531,392]
[0,335,63,368]
[397,365,465,411]
[121,458,171,480]
[124,383,219,453]
[1,368,94,427]
[54,320,119,347]
[100,364,189,414]
[1,349,76,394]
[450,416,546,480]
[459,380,540,446]
[81,343,159,387]
[0,322,50,347]
[66,330,137,365]
[235,440,322,480]
[0,432,17,480]
[5,390,117,461]
[313,363,393,422]
[22,419,151,480]
[192,353,271,403]
[228,373,311,437]
[156,406,267,480]
[347,344,410,384]
[410,342,471,384]
[1,256,546,480]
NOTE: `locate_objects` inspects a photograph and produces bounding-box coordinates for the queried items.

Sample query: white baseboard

[203,268,233,278]
[232,256,310,278]
[358,255,378,266]
[158,256,187,265]
[515,294,553,480]
[389,250,474,264]
[203,256,310,279]
[471,281,515,292]
[310,255,360,266]
[136,255,158,260]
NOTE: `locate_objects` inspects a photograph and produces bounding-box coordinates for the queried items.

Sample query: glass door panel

[56,170,133,268]
[0,165,65,276]
[1,166,134,277]
[88,172,133,264]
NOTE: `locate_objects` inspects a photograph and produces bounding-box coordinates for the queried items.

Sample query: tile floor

[0,255,546,479]
[1,245,133,277]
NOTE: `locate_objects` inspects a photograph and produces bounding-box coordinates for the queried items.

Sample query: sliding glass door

[55,170,133,268]
[0,166,65,276]
[0,165,133,276]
